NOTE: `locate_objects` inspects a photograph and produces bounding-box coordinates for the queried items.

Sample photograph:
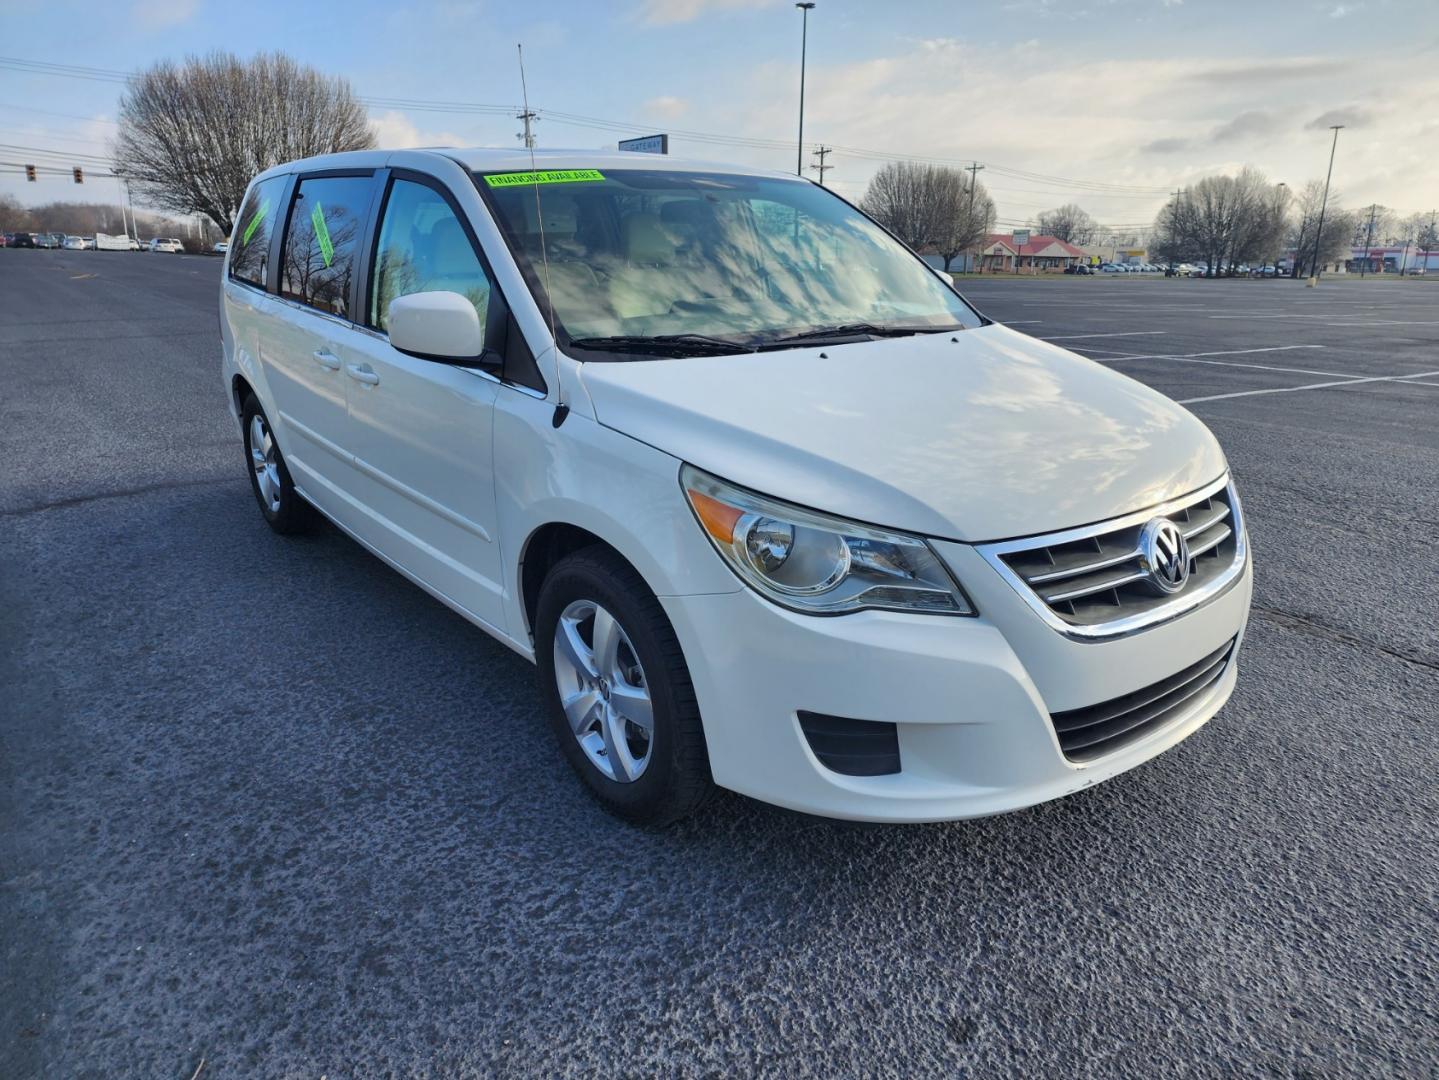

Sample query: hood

[579,324,1226,543]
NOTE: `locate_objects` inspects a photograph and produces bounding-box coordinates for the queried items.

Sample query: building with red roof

[978,233,1088,273]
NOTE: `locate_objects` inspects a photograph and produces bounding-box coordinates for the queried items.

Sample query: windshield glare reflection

[478,169,981,355]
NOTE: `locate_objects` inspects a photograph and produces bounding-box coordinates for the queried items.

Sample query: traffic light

[73,166,83,184]
[25,163,36,182]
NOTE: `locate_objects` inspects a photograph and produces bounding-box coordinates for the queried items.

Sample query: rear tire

[241,393,316,535]
[535,546,713,825]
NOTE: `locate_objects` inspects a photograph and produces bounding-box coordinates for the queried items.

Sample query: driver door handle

[312,349,342,370]
[345,362,380,386]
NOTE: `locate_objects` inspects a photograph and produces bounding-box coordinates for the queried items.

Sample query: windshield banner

[484,169,606,188]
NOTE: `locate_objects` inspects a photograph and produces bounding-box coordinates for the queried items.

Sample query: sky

[1,0,1436,232]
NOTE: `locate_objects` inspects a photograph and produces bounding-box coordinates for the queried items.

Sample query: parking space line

[1321,321,1439,327]
[1037,331,1167,341]
[1115,355,1358,379]
[1178,369,1439,404]
[1081,344,1327,363]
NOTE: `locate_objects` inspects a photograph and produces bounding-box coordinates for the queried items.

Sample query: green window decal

[484,169,605,188]
[311,201,334,268]
[241,198,270,245]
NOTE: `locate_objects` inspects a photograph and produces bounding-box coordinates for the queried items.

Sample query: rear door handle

[345,362,380,386]
[312,349,341,370]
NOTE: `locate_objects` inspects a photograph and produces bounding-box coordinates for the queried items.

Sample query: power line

[0,52,1177,198]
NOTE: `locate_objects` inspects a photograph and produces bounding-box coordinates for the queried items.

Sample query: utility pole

[1167,187,1184,270]
[808,145,831,186]
[1308,124,1343,287]
[966,162,986,273]
[1424,210,1437,276]
[515,108,538,149]
[795,2,815,176]
[1360,203,1377,277]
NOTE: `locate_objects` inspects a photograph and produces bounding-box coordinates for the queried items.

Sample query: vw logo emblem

[1139,517,1191,594]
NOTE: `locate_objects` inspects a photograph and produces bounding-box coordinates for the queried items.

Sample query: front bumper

[662,547,1252,823]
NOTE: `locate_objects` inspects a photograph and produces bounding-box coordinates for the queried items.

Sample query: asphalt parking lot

[2,251,1436,1078]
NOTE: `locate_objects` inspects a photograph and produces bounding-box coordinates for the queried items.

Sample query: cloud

[1177,58,1344,84]
[367,110,467,150]
[1209,110,1283,143]
[1305,106,1374,130]
[635,0,786,26]
[644,95,690,119]
[676,39,1438,223]
[131,0,197,29]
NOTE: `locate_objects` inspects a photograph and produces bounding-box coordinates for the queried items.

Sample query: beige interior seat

[610,213,679,320]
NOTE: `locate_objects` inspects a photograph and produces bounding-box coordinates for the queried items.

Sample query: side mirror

[387,291,485,362]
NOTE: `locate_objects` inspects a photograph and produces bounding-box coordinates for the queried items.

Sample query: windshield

[476,168,981,357]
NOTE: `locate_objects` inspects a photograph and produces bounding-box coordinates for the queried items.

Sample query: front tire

[535,547,713,825]
[241,393,315,534]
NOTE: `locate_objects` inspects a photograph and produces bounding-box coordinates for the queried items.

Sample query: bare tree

[0,194,36,233]
[861,162,993,272]
[1152,169,1294,275]
[1036,203,1100,246]
[113,51,374,236]
[1288,180,1355,277]
[936,178,995,273]
[1397,211,1439,271]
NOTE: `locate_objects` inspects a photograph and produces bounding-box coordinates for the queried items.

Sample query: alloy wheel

[552,599,654,782]
[249,413,282,514]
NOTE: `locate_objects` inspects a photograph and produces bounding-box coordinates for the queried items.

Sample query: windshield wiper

[755,323,968,350]
[567,334,755,357]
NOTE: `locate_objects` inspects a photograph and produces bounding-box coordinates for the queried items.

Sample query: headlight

[681,465,974,616]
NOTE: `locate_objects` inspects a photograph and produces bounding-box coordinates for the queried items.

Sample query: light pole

[1307,124,1342,286]
[795,2,815,177]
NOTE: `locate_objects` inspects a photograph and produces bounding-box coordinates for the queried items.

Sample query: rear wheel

[535,547,713,825]
[241,393,316,534]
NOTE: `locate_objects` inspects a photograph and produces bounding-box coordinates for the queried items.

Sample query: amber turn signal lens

[687,489,744,544]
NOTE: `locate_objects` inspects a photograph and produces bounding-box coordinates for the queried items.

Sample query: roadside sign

[618,134,669,155]
[1011,229,1030,246]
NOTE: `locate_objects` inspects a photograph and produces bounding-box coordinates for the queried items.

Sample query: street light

[1307,125,1343,286]
[795,3,815,177]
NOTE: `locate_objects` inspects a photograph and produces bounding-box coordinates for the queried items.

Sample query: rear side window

[368,178,494,336]
[229,175,287,288]
[279,174,376,316]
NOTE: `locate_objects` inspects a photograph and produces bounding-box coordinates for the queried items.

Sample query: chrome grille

[977,476,1246,640]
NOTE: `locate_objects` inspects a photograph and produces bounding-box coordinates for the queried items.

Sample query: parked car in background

[128,237,142,251]
[33,232,56,248]
[150,237,184,253]
[221,148,1252,825]
[211,240,229,256]
[10,232,37,248]
[62,235,86,250]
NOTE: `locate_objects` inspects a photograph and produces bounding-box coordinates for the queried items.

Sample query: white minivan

[221,149,1252,825]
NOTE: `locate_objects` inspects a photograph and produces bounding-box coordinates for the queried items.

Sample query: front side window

[229,175,287,288]
[477,168,981,357]
[279,174,375,317]
[369,178,493,336]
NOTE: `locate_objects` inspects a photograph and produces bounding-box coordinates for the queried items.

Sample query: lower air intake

[1050,638,1237,763]
[797,712,901,776]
